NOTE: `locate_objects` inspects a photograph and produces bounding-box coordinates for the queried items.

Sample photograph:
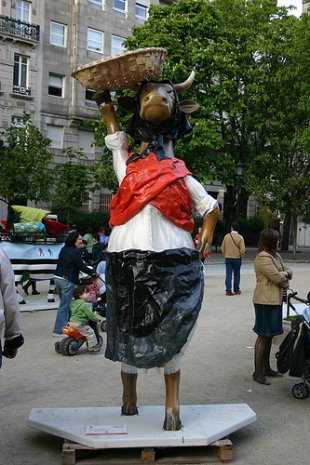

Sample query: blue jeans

[53,278,75,334]
[225,258,242,293]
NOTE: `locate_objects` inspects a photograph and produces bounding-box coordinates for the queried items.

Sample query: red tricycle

[54,321,103,356]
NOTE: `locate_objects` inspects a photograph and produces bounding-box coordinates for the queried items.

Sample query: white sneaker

[52,333,63,338]
[88,344,101,352]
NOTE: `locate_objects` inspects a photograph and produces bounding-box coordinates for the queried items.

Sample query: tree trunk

[223,186,236,227]
[281,213,291,251]
[291,214,297,260]
[240,190,249,219]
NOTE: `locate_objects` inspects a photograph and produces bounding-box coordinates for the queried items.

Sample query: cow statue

[95,71,219,431]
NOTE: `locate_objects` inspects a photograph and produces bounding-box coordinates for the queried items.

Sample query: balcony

[0,15,40,42]
[12,85,31,96]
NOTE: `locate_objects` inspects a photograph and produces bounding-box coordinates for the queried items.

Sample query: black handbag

[275,327,298,374]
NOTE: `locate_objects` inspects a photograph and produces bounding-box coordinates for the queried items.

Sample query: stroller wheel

[100,320,106,332]
[292,382,309,399]
[96,334,104,348]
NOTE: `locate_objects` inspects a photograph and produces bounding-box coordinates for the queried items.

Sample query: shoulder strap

[270,253,285,271]
[230,233,241,251]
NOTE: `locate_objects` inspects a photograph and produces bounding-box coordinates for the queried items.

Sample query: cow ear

[118,96,137,113]
[179,100,200,114]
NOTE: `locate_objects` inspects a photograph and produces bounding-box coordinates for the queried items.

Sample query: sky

[277,0,303,17]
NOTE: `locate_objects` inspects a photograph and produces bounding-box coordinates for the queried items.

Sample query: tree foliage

[0,112,53,204]
[123,0,309,224]
[84,118,118,192]
[51,148,97,224]
[245,10,310,219]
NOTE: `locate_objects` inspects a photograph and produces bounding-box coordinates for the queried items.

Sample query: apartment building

[303,2,310,13]
[0,0,174,215]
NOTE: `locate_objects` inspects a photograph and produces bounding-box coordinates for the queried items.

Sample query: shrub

[53,209,111,235]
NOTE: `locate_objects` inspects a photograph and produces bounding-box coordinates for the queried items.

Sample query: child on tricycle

[68,285,101,352]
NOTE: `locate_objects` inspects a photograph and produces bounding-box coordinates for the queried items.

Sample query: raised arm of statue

[95,90,121,135]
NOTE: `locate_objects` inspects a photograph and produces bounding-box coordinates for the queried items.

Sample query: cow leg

[163,370,182,431]
[121,371,138,415]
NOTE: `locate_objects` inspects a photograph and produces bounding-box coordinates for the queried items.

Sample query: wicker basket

[71,47,168,91]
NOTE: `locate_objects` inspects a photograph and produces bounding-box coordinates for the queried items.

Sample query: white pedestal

[28,404,256,449]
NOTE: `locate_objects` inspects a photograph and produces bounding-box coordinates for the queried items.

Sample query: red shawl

[109,152,194,232]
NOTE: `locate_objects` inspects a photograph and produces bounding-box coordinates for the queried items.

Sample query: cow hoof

[163,413,182,431]
[121,404,138,416]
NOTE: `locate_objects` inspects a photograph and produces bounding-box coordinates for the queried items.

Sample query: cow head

[118,71,199,142]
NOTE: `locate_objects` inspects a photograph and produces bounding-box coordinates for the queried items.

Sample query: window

[11,116,24,128]
[85,89,97,107]
[50,21,67,47]
[15,0,30,22]
[135,2,148,20]
[87,28,103,53]
[13,54,30,95]
[89,0,103,7]
[111,35,125,56]
[100,192,113,212]
[48,73,64,97]
[78,130,94,153]
[46,125,63,149]
[113,0,126,15]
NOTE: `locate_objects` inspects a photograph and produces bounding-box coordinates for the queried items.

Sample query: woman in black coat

[53,232,97,336]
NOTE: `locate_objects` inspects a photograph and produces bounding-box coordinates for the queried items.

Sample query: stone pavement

[1,254,310,465]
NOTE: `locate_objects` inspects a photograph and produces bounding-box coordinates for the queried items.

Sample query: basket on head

[71,47,168,92]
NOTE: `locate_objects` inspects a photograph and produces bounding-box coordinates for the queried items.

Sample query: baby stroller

[276,290,310,399]
[93,291,107,332]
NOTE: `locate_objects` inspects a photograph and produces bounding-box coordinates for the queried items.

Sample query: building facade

[0,0,174,219]
[1,1,308,243]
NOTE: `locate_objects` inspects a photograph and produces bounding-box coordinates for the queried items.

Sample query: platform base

[29,404,255,451]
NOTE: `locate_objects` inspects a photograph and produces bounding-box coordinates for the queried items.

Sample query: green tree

[51,148,97,224]
[84,118,118,192]
[0,112,53,205]
[244,11,310,252]
[124,0,309,229]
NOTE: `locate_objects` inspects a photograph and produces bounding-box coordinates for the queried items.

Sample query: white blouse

[105,131,218,253]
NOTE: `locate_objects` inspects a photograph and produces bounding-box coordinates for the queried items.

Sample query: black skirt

[105,248,204,368]
[253,303,283,337]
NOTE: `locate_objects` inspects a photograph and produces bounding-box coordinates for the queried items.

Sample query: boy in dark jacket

[68,285,101,352]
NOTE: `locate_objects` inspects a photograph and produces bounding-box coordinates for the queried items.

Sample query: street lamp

[235,161,244,219]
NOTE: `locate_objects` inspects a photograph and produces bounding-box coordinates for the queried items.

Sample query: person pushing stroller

[68,285,101,352]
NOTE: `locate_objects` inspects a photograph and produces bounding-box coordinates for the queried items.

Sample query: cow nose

[143,95,168,105]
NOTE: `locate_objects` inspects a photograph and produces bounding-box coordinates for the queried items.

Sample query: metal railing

[12,85,31,96]
[0,15,39,42]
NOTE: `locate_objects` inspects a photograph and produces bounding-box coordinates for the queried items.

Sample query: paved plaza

[1,249,310,465]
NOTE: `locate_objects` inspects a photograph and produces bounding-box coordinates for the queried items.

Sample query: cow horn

[174,71,195,94]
